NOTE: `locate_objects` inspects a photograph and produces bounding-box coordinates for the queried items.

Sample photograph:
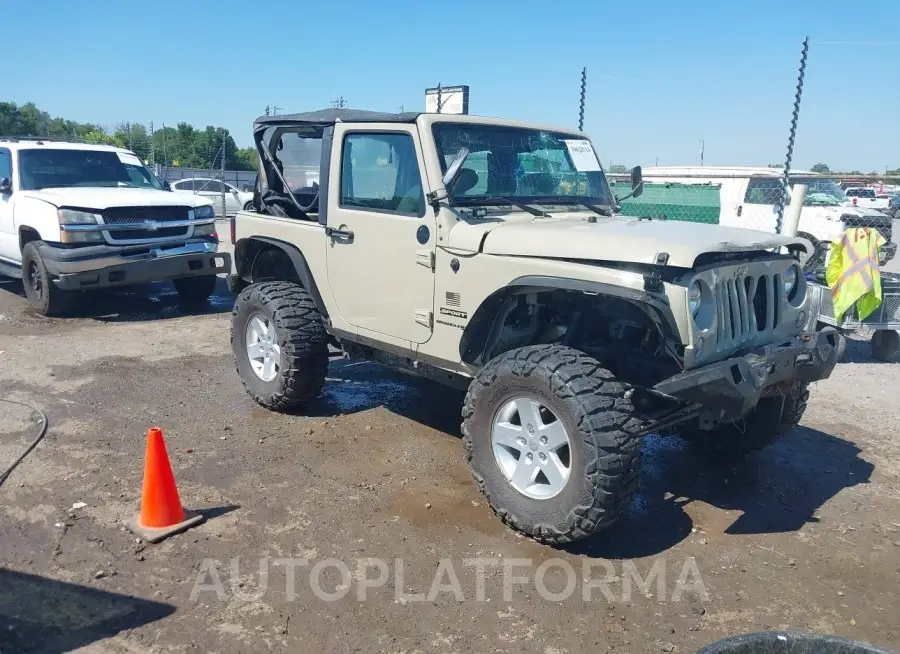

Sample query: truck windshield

[791,177,846,206]
[432,123,614,207]
[18,148,163,191]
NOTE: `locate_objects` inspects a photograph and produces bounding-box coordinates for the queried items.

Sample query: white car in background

[169,177,253,217]
[844,187,891,211]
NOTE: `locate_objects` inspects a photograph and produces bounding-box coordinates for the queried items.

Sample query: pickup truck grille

[715,272,779,347]
[101,206,191,241]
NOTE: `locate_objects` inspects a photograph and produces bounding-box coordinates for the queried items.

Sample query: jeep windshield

[18,148,163,191]
[432,123,615,210]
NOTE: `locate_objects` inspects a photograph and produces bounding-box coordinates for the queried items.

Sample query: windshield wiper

[459,198,552,217]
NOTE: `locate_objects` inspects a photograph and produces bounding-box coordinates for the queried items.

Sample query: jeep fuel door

[326,124,436,344]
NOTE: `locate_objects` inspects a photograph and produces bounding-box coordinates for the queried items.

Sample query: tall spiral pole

[578,68,587,132]
[777,37,808,233]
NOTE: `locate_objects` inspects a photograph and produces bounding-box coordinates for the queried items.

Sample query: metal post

[220,140,227,220]
[149,121,155,165]
[777,37,809,234]
[783,183,806,237]
[578,67,587,131]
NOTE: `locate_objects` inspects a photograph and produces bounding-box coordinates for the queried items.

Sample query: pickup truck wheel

[172,274,217,304]
[231,281,328,411]
[679,381,809,460]
[462,344,643,545]
[21,241,75,317]
[243,201,254,211]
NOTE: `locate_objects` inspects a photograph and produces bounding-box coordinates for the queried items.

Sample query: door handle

[325,226,354,240]
[737,205,743,217]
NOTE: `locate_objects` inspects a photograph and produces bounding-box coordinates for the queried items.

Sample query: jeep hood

[450,217,810,269]
[20,187,215,210]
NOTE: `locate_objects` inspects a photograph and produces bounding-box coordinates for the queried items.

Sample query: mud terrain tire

[231,281,328,411]
[462,344,644,545]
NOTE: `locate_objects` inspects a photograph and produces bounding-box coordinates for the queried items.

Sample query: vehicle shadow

[568,425,873,558]
[308,361,873,558]
[0,567,175,653]
[841,332,899,364]
[306,359,466,435]
[0,276,234,323]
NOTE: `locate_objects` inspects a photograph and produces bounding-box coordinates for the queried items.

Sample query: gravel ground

[1,234,899,653]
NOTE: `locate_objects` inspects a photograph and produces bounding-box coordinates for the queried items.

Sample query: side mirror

[442,148,470,188]
[630,166,643,198]
[0,177,11,194]
[162,181,172,191]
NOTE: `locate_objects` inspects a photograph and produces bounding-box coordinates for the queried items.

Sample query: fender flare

[235,235,329,319]
[459,275,680,366]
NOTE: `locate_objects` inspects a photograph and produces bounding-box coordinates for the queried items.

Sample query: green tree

[810,162,830,174]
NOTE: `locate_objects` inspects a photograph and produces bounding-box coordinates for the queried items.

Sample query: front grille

[101,206,190,241]
[714,272,779,347]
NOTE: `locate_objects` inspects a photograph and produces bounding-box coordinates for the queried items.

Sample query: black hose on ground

[0,398,49,489]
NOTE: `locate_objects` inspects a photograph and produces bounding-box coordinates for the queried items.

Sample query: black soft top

[253,108,421,134]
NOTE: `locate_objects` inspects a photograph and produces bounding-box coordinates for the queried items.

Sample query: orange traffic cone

[125,427,204,543]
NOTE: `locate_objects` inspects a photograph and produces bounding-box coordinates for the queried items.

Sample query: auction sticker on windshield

[117,152,144,167]
[563,139,601,172]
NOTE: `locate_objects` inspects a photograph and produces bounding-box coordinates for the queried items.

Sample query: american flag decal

[445,292,461,307]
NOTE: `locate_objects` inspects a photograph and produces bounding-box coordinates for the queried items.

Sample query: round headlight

[689,281,702,316]
[784,265,798,298]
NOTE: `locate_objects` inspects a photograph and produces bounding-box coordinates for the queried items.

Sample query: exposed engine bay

[480,289,682,388]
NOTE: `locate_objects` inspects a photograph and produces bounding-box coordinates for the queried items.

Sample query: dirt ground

[1,236,899,653]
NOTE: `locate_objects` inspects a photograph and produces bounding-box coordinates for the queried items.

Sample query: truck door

[325,124,436,344]
[0,148,15,261]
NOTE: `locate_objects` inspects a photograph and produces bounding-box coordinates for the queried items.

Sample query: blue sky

[8,0,899,171]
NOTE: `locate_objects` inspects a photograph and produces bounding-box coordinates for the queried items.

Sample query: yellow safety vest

[825,227,885,322]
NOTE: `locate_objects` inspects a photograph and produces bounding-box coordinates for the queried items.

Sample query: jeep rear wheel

[679,381,809,460]
[231,281,329,411]
[21,241,76,317]
[462,344,643,545]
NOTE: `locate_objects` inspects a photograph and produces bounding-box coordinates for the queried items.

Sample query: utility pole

[331,96,347,109]
[271,105,282,115]
[265,105,270,116]
[700,140,705,166]
[436,83,442,114]
[149,121,155,165]
[397,104,405,113]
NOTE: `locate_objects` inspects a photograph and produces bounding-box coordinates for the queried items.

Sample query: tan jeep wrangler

[228,109,840,544]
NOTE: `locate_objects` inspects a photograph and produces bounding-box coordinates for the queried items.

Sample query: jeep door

[325,124,436,344]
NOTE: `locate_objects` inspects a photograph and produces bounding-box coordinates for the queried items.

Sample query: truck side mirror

[630,166,643,198]
[0,177,11,194]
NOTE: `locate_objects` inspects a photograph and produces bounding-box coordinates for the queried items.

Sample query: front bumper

[654,329,840,418]
[40,241,231,291]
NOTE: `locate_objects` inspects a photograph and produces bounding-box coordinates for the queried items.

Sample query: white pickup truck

[844,187,891,211]
[0,138,231,315]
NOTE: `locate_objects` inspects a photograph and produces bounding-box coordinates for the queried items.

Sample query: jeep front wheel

[462,345,643,545]
[231,281,329,411]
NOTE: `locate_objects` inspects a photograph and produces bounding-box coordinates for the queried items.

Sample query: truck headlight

[58,209,100,224]
[193,205,216,220]
[689,281,702,316]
